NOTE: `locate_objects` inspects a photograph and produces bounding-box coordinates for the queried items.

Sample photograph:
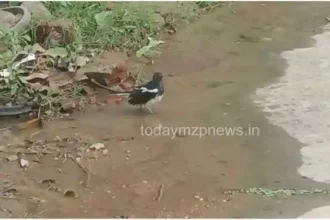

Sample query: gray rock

[151,13,165,28]
[21,2,52,22]
[0,10,16,29]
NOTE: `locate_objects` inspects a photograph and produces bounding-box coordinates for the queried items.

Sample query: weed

[43,2,159,52]
[225,187,330,198]
[0,29,32,65]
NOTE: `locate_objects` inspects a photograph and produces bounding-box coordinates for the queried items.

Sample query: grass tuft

[43,2,159,52]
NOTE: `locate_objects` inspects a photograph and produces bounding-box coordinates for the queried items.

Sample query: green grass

[225,187,330,198]
[43,2,159,52]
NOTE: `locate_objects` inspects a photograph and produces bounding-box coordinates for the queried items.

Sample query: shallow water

[254,24,330,184]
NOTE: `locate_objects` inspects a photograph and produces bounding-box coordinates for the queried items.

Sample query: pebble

[20,158,29,169]
[262,37,273,42]
[89,143,105,150]
[102,149,108,155]
[6,155,18,162]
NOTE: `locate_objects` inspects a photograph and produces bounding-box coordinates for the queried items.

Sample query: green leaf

[18,76,28,84]
[136,37,164,58]
[46,47,68,58]
[10,84,18,96]
[94,11,112,29]
[22,35,31,43]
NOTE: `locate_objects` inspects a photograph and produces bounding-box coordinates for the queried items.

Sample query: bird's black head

[152,72,163,81]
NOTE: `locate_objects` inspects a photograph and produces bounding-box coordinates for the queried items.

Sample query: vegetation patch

[0,2,225,119]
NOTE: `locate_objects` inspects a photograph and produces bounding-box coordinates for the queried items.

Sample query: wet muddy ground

[1,2,330,218]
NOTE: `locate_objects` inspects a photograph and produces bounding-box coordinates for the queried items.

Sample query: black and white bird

[128,72,164,113]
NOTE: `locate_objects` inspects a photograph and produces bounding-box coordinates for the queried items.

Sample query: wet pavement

[1,2,330,218]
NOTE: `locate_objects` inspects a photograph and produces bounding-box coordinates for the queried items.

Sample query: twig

[32,209,46,217]
[0,206,13,217]
[68,155,90,187]
[156,184,164,202]
[0,183,14,193]
[0,150,51,155]
[326,17,330,23]
[90,78,130,94]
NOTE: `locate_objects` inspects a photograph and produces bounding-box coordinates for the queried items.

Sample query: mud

[1,2,330,218]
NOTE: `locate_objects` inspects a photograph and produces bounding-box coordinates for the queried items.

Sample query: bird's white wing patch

[141,87,158,93]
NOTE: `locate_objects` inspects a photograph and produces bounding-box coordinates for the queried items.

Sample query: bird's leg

[146,106,154,114]
[145,102,154,114]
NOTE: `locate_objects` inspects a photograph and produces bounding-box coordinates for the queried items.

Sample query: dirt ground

[1,2,330,218]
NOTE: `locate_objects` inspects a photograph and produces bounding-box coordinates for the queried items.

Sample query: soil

[1,2,330,218]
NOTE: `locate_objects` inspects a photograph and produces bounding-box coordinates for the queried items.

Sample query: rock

[261,37,272,42]
[21,2,52,22]
[6,155,18,162]
[59,98,76,113]
[0,10,16,29]
[20,158,29,168]
[102,149,108,155]
[89,143,105,150]
[151,13,165,28]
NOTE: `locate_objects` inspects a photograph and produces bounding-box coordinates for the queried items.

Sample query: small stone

[89,143,105,150]
[262,37,272,42]
[151,13,165,28]
[20,158,29,168]
[102,149,108,155]
[6,155,18,162]
[21,2,53,22]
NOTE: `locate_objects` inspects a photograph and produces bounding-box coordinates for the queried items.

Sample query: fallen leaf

[26,72,49,82]
[108,63,128,85]
[29,82,48,92]
[119,75,136,91]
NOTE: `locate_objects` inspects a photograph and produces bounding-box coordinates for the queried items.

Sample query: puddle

[253,24,330,184]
